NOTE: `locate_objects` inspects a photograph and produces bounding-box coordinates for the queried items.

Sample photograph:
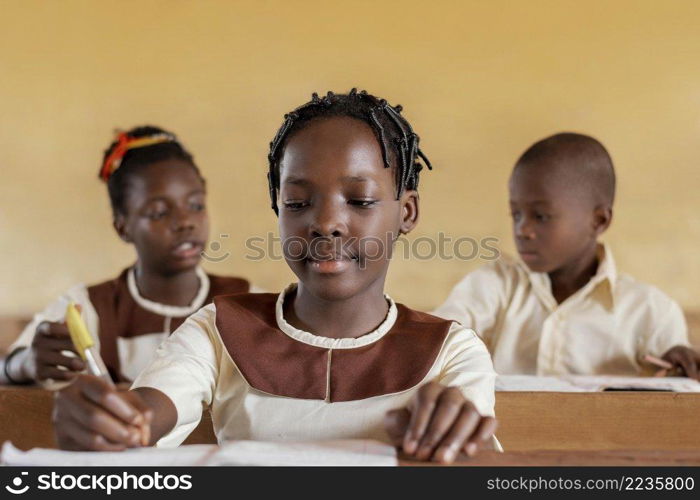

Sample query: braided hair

[267,89,432,214]
[100,126,203,215]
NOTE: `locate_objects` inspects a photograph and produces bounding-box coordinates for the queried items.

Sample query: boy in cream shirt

[434,133,699,378]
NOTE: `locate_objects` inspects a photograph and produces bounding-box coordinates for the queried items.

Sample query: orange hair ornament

[100,131,175,181]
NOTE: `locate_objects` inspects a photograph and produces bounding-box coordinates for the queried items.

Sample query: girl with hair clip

[1,126,251,386]
[54,91,499,464]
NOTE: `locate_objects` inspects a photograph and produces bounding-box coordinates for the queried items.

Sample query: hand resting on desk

[661,345,700,380]
[384,381,498,464]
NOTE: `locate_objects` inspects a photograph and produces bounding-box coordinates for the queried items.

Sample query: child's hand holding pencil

[56,303,152,449]
[53,374,153,450]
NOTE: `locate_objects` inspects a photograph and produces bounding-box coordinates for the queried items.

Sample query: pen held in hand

[65,303,114,385]
[65,303,149,445]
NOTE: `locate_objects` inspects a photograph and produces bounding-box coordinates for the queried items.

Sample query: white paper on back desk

[1,440,397,466]
[496,374,700,392]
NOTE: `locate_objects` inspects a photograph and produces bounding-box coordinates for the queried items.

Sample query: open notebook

[1,440,398,467]
[496,375,700,392]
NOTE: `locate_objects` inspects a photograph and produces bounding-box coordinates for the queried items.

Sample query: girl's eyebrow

[283,176,375,185]
[510,199,551,206]
[144,189,206,203]
[283,177,311,186]
[342,176,370,183]
[143,196,169,204]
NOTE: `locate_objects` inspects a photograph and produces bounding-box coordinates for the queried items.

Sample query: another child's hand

[29,321,86,382]
[661,345,700,380]
[53,374,152,451]
[384,381,498,464]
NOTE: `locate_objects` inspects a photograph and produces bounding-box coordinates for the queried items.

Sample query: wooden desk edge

[399,450,700,466]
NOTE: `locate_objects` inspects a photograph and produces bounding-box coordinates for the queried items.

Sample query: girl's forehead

[279,117,390,182]
[127,161,205,199]
[134,160,200,184]
[279,157,394,189]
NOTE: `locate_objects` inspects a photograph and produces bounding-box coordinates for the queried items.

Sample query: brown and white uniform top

[132,284,497,448]
[10,267,250,384]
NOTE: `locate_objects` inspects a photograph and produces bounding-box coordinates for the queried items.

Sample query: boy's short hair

[515,132,616,206]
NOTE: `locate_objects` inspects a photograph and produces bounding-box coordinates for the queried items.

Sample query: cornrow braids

[100,126,203,215]
[267,89,432,214]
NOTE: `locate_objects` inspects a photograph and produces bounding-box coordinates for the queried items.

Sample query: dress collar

[127,266,210,317]
[274,283,398,349]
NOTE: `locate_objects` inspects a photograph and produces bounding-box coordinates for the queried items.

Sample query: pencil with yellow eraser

[65,303,149,445]
[65,302,114,386]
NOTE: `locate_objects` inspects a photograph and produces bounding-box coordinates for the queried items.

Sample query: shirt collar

[595,242,618,291]
[274,283,398,349]
[127,266,210,317]
[517,242,617,310]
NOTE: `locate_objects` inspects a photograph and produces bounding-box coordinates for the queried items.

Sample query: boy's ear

[398,190,419,235]
[113,214,132,243]
[592,205,613,235]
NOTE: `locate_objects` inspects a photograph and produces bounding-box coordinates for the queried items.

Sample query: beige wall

[1,0,699,316]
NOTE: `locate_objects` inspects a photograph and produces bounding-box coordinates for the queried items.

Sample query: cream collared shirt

[433,244,689,376]
[132,285,497,448]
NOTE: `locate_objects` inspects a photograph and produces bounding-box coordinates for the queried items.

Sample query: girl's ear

[398,190,419,235]
[592,205,613,236]
[113,214,132,243]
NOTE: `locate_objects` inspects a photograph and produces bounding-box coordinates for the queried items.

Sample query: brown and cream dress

[10,267,250,384]
[132,284,497,448]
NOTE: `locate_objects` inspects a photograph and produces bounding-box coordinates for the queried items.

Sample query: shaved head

[514,132,615,208]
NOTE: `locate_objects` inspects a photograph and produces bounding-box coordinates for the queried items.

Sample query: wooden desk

[1,388,699,452]
[0,386,216,451]
[495,391,700,451]
[0,316,30,355]
[401,450,700,466]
